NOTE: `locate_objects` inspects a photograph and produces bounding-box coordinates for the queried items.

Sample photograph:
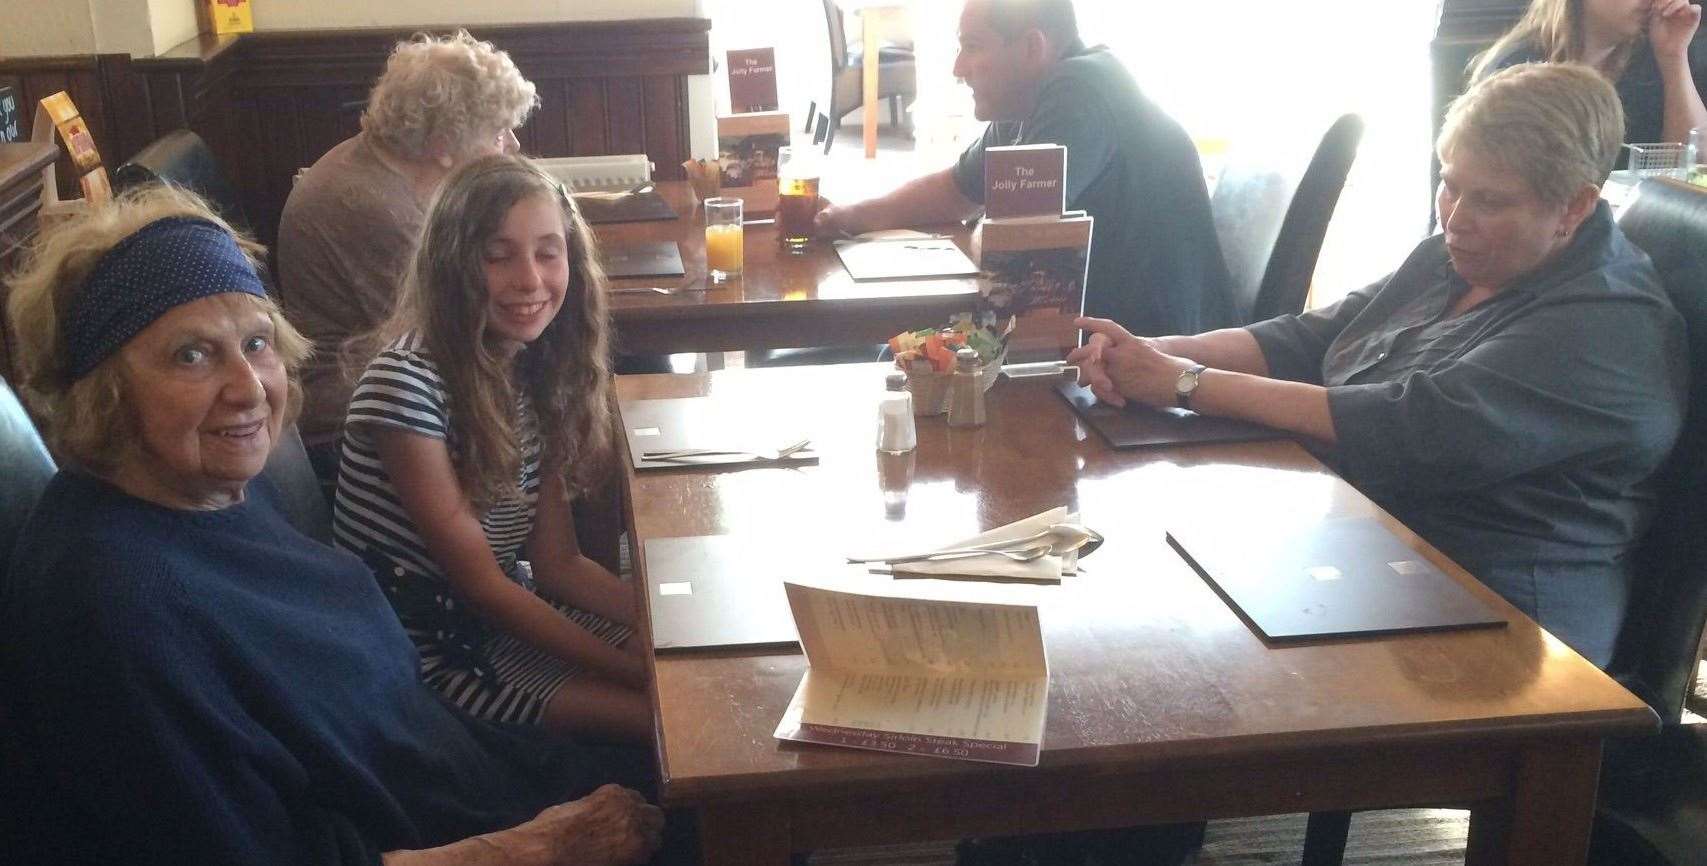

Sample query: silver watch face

[1175,369,1197,394]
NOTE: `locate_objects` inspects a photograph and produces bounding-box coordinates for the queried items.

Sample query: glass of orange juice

[704,197,744,282]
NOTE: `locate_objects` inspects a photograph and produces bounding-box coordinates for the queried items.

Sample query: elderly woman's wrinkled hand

[1070,317,1195,409]
[527,784,664,866]
[1649,0,1702,62]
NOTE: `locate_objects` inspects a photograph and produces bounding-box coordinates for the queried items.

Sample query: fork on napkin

[640,438,813,464]
[854,507,1092,583]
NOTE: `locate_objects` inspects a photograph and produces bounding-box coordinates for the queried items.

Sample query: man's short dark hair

[982,0,1085,57]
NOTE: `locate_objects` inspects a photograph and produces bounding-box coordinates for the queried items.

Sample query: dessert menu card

[774,583,1048,766]
[726,47,779,114]
[983,143,1066,219]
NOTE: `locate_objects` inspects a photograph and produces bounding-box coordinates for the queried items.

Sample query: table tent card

[716,110,790,215]
[726,47,780,114]
[971,144,1088,362]
[972,211,1092,362]
[983,143,1066,219]
[774,583,1048,766]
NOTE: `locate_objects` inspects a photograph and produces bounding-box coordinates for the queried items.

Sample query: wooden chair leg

[1302,810,1353,866]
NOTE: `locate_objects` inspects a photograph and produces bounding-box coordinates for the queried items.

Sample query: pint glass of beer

[776,145,820,252]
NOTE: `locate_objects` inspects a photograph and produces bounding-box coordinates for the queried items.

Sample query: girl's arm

[525,468,639,629]
[371,427,645,686]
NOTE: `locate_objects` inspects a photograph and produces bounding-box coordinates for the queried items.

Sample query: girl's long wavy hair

[359,154,612,508]
[1471,0,1634,82]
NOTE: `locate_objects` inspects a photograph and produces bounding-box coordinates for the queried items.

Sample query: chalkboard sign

[0,86,19,143]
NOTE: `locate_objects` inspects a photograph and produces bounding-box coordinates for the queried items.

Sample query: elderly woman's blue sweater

[1,471,628,864]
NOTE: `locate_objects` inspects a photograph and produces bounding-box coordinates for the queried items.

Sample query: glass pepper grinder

[946,347,986,428]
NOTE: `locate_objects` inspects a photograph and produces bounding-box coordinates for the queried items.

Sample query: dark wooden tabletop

[597,182,980,354]
[616,362,1654,865]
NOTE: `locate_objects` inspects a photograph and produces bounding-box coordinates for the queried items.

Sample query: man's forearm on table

[834,169,978,234]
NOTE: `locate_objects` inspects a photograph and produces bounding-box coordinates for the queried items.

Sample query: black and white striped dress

[333,333,630,725]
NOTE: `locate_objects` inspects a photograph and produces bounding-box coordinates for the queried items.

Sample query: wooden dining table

[596,182,979,355]
[616,362,1656,866]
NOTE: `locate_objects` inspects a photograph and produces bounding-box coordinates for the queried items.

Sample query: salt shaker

[946,347,986,428]
[877,370,917,453]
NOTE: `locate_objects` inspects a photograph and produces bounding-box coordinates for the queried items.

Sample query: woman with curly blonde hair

[334,154,649,743]
[279,29,539,479]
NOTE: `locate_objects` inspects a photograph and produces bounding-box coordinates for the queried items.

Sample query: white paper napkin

[869,507,1084,583]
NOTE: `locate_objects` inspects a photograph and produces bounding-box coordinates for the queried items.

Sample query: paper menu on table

[773,583,1048,766]
[833,236,981,281]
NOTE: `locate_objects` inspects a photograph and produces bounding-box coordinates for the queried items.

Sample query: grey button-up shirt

[1247,204,1687,665]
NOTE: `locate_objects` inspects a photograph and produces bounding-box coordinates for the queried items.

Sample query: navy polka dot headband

[64,216,267,380]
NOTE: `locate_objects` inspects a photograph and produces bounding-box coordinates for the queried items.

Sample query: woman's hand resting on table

[1065,317,1196,408]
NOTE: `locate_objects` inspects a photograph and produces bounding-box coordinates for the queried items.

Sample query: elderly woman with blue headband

[1,185,666,865]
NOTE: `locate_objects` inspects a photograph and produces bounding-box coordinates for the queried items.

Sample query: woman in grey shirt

[278,30,535,475]
[1069,62,1688,667]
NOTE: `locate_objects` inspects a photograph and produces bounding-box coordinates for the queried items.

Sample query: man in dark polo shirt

[817,0,1235,337]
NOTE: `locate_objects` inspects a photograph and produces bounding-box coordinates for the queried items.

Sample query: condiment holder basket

[902,347,1005,416]
[1626,142,1693,180]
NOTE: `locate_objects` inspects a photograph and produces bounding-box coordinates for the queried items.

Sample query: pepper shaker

[946,347,986,428]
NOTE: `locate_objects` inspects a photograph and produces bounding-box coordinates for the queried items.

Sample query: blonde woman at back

[1472,0,1706,155]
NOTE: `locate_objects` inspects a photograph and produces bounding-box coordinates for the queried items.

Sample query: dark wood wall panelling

[0,54,121,202]
[0,142,59,380]
[200,19,709,248]
[0,18,711,249]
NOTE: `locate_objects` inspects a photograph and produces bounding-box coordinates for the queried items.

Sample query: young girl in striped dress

[334,154,648,742]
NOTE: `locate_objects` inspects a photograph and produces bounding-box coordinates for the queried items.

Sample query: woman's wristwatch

[1174,364,1208,410]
